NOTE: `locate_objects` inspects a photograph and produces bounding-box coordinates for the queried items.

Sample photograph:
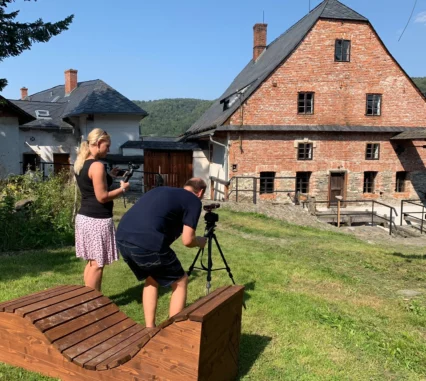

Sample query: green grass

[1,208,426,380]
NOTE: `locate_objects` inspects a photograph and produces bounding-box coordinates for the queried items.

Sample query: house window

[366,94,382,116]
[395,171,407,192]
[298,92,314,114]
[335,39,351,62]
[363,171,377,193]
[297,143,313,160]
[260,172,275,194]
[365,143,380,160]
[296,172,311,194]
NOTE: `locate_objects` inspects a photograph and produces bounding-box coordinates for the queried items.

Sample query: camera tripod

[187,211,236,295]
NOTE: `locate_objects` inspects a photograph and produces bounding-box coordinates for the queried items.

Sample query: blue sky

[1,0,426,101]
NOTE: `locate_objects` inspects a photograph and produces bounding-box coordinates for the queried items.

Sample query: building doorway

[328,172,346,206]
[53,153,70,174]
[22,153,40,173]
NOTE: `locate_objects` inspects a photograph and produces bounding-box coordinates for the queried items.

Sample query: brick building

[184,0,426,203]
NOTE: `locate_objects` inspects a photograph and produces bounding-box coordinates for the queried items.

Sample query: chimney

[20,87,28,100]
[253,23,267,61]
[65,69,78,95]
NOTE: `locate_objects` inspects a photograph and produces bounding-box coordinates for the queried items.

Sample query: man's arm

[182,225,207,248]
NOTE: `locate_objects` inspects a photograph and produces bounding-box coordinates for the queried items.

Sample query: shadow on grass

[0,248,78,282]
[237,333,272,379]
[391,252,426,260]
[109,283,172,308]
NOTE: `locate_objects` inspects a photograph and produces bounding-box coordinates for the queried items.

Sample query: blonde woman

[74,129,130,291]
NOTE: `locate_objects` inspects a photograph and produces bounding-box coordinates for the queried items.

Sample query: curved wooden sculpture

[0,284,244,381]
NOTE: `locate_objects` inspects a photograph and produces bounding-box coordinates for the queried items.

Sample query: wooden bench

[0,284,244,381]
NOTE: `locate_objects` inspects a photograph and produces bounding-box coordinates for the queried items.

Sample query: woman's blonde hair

[74,128,110,175]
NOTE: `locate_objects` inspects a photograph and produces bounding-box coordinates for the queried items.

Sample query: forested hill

[134,77,426,137]
[133,99,214,137]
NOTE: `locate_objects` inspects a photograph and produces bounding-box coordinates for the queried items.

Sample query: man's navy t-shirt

[116,187,202,252]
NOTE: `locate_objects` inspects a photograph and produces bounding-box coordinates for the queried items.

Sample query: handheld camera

[123,162,140,183]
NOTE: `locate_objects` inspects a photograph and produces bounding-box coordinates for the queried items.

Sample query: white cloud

[414,11,426,24]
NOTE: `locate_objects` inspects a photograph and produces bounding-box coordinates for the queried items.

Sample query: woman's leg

[143,276,159,327]
[84,260,104,291]
[169,273,189,318]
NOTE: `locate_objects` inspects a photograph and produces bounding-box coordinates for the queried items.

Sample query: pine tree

[0,0,73,91]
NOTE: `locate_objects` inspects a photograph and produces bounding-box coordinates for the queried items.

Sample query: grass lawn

[1,206,426,380]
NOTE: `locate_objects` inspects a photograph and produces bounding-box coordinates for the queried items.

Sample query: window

[366,94,382,116]
[298,92,314,114]
[395,171,407,192]
[335,39,351,62]
[298,143,313,160]
[296,172,311,194]
[260,172,275,194]
[365,143,380,160]
[363,171,377,193]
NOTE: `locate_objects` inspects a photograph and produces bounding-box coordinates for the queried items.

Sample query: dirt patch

[218,201,426,248]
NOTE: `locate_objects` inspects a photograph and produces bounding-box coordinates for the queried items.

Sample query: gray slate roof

[0,96,34,125]
[216,125,420,133]
[27,80,147,117]
[11,100,73,130]
[390,129,426,140]
[185,0,370,136]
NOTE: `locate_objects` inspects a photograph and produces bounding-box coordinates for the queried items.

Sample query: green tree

[0,0,73,91]
[412,77,426,93]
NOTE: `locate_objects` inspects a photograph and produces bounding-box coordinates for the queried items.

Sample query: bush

[0,170,76,252]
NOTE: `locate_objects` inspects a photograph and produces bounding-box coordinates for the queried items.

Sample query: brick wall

[222,19,426,202]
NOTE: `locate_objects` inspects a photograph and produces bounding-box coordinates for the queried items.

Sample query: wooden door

[329,172,345,206]
[144,150,193,189]
[53,153,70,174]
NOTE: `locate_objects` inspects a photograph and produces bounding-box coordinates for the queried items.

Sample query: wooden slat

[53,311,128,352]
[15,287,97,317]
[25,290,103,322]
[0,285,80,312]
[85,329,152,370]
[189,285,244,322]
[45,303,121,343]
[35,296,112,333]
[173,286,231,322]
[72,323,144,368]
[63,317,137,362]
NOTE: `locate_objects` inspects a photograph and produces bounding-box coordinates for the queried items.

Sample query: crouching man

[116,178,207,327]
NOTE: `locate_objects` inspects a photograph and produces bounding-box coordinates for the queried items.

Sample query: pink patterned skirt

[75,214,119,267]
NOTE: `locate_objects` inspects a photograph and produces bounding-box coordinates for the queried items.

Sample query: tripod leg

[212,234,236,285]
[206,236,213,294]
[187,248,203,276]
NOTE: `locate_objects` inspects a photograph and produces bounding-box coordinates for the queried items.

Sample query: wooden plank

[173,286,231,322]
[34,296,112,333]
[44,303,121,344]
[0,285,80,312]
[0,285,72,311]
[72,323,144,368]
[53,311,128,352]
[63,317,137,362]
[15,287,98,317]
[189,285,244,322]
[25,289,103,322]
[85,329,152,370]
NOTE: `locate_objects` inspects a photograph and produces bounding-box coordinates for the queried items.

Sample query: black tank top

[76,159,113,218]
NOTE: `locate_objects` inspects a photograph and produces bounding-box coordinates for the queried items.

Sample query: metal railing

[228,176,298,204]
[302,199,398,235]
[400,199,426,233]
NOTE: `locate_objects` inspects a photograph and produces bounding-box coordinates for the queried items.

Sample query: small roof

[186,0,368,137]
[391,129,426,140]
[121,140,201,151]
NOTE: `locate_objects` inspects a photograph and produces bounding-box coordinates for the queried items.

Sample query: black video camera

[123,162,140,183]
[203,203,220,212]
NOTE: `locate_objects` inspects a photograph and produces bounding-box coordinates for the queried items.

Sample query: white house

[0,69,147,178]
